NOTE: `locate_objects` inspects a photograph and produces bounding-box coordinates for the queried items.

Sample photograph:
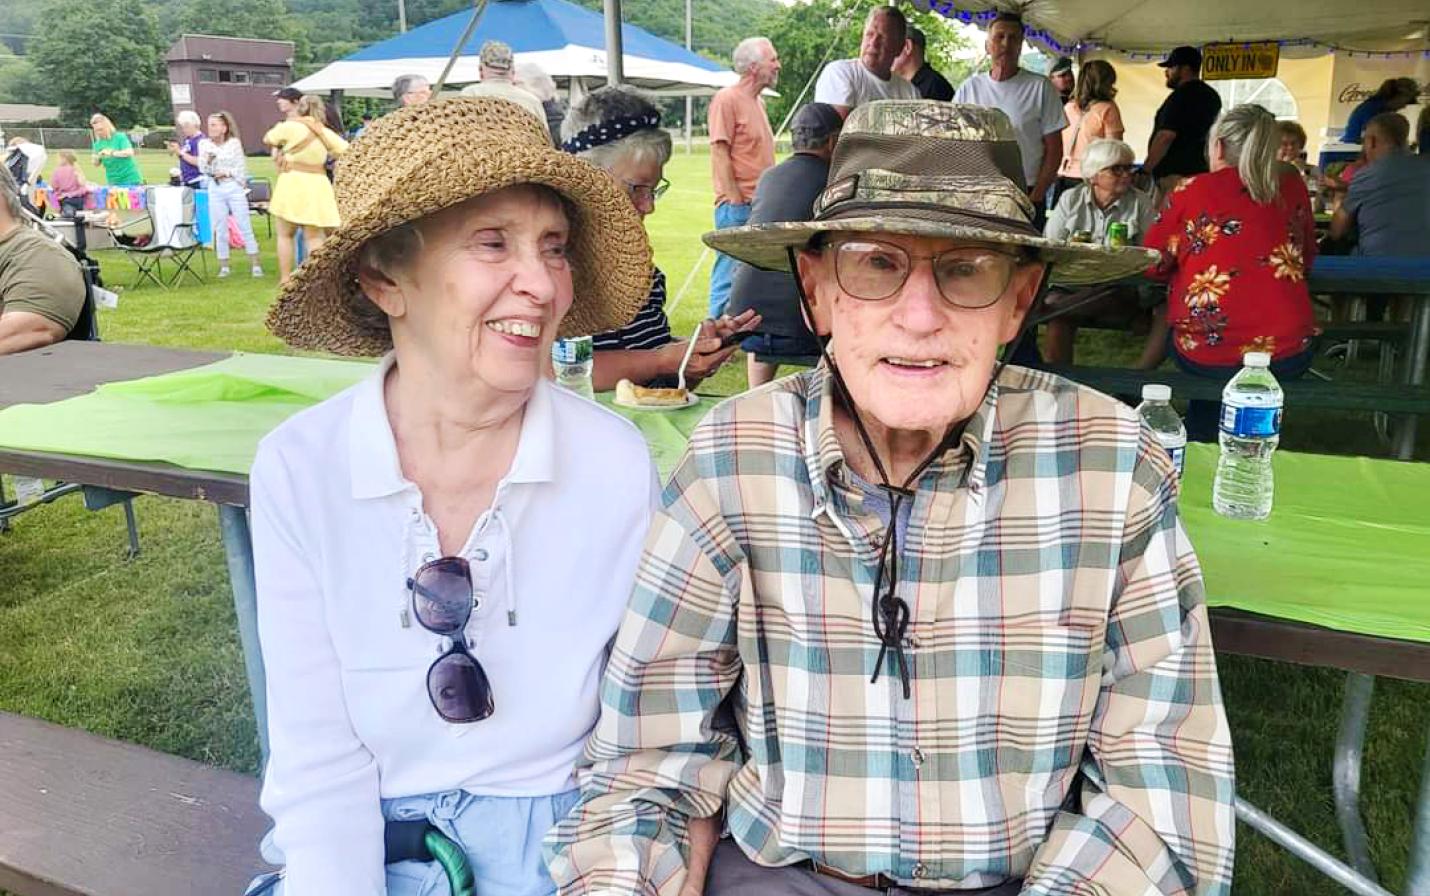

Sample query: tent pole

[684,0,693,153]
[434,0,489,93]
[604,0,625,84]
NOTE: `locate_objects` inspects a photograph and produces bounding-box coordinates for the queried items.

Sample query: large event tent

[291,0,736,98]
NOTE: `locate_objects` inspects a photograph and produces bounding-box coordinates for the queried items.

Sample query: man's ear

[998,260,1045,344]
[794,249,833,338]
[356,261,408,321]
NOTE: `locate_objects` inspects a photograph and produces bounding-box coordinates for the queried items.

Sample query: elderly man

[0,166,85,355]
[727,102,841,387]
[814,6,918,117]
[1330,112,1430,256]
[460,40,550,134]
[892,26,953,101]
[954,13,1065,215]
[1144,46,1221,192]
[391,74,432,107]
[707,36,780,317]
[548,101,1235,896]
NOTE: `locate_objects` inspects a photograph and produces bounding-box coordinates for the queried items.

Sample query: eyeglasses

[829,239,1023,309]
[1103,164,1136,177]
[407,557,495,724]
[622,178,670,204]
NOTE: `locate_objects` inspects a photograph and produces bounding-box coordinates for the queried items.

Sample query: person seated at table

[548,101,1234,896]
[1144,104,1316,441]
[0,165,84,356]
[1328,112,1430,257]
[247,98,675,896]
[1275,120,1317,181]
[49,150,90,218]
[560,86,756,391]
[1042,137,1159,366]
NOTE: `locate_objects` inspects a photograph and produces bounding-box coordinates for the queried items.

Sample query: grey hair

[732,37,771,75]
[176,109,202,129]
[561,85,672,169]
[392,74,429,102]
[514,61,557,102]
[1212,104,1280,204]
[0,163,22,218]
[1081,138,1134,182]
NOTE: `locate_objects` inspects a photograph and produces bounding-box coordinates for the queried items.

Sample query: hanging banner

[1201,42,1281,81]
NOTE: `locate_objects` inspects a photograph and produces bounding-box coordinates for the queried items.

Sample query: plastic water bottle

[551,335,594,401]
[1213,352,1283,520]
[1136,384,1186,480]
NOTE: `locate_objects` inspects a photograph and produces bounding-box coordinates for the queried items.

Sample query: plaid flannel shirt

[547,364,1235,895]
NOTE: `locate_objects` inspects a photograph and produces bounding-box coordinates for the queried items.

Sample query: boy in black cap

[726,102,843,386]
[1146,45,1222,190]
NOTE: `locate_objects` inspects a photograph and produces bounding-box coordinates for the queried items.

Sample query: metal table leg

[1235,798,1395,896]
[1334,672,1378,880]
[1394,298,1430,460]
[1407,719,1430,895]
[218,503,268,765]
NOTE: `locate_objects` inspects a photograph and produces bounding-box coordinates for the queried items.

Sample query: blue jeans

[248,789,580,896]
[709,202,751,317]
[1173,348,1314,442]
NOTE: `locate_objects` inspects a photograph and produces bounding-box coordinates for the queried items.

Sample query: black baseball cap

[790,103,843,143]
[1049,56,1074,75]
[273,86,304,101]
[1158,46,1202,69]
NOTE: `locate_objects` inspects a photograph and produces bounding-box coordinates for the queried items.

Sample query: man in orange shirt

[707,36,779,317]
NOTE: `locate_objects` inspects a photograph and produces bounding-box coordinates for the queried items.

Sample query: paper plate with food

[613,379,698,410]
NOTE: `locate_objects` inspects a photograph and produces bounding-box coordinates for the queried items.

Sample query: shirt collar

[348,354,558,500]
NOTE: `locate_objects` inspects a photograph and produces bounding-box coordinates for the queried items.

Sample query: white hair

[732,37,771,75]
[176,109,202,129]
[1081,138,1134,181]
[514,61,557,102]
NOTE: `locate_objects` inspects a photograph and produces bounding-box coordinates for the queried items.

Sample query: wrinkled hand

[679,815,721,896]
[674,311,762,386]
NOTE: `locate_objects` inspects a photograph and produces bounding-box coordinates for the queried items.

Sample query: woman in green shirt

[89,114,143,186]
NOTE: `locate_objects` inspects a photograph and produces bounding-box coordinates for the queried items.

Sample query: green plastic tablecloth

[0,352,1425,645]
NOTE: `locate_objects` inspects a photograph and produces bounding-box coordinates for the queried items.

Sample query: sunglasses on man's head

[407,557,495,724]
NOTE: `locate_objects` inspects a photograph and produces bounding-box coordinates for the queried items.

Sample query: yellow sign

[1201,42,1281,81]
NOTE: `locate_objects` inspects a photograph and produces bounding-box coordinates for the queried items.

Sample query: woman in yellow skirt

[264,90,349,281]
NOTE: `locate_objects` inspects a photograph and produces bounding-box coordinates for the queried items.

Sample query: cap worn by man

[1147,44,1222,185]
[479,40,514,78]
[547,100,1235,896]
[460,41,550,140]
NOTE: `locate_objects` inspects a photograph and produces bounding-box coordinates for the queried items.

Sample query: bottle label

[1220,403,1282,437]
[1168,446,1186,478]
[552,336,593,365]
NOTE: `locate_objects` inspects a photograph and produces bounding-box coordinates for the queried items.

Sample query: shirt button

[474,548,489,562]
[912,863,928,880]
[911,746,926,769]
[905,635,920,649]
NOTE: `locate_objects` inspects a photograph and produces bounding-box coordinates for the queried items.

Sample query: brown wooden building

[166,35,295,154]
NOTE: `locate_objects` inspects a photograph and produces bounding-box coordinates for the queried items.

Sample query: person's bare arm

[678,814,721,896]
[1328,205,1354,241]
[709,142,742,205]
[592,341,686,392]
[1143,130,1177,173]
[0,310,66,356]
[1032,132,1062,204]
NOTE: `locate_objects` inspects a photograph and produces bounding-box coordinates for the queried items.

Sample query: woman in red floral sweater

[1143,103,1317,439]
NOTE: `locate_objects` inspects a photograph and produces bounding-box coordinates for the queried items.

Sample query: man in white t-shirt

[814,6,918,117]
[954,12,1064,215]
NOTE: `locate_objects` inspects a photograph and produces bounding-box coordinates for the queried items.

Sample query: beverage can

[1106,222,1129,248]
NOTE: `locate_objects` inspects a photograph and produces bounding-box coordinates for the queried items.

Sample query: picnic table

[1,343,1428,893]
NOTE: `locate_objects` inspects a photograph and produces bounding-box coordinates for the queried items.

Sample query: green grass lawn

[3,149,1426,893]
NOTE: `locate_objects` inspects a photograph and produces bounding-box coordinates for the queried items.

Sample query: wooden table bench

[0,712,275,896]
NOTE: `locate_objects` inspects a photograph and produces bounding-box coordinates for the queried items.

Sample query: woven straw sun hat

[703,100,1159,287]
[267,97,652,356]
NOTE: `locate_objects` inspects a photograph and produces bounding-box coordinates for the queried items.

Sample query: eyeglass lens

[833,240,1017,308]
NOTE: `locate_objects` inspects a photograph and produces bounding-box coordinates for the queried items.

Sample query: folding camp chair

[105,186,205,290]
[246,177,274,239]
[0,211,142,557]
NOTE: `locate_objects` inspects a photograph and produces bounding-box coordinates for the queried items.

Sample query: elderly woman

[549,101,1234,896]
[1145,103,1316,440]
[89,114,142,186]
[167,109,206,188]
[561,86,757,391]
[264,90,349,282]
[1042,137,1158,365]
[246,98,663,896]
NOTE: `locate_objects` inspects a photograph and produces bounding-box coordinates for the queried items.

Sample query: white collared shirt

[251,354,658,895]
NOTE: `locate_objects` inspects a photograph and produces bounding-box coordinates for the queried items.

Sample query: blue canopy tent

[291,0,736,97]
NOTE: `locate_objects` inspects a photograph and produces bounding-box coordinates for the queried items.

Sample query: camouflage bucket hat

[703,100,1159,287]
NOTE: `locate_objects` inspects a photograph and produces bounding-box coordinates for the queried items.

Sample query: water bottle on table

[1136,384,1186,480]
[1213,351,1283,520]
[552,335,594,401]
